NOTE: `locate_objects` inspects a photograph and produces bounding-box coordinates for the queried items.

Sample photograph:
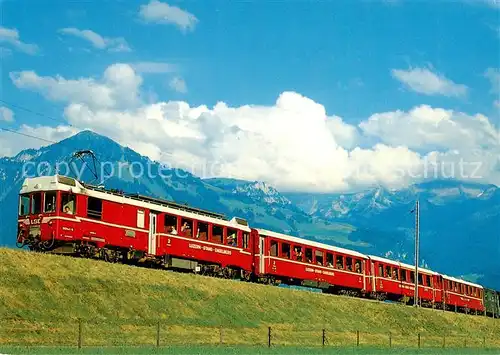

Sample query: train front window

[19,194,30,216]
[44,192,57,213]
[31,193,42,214]
[60,193,76,214]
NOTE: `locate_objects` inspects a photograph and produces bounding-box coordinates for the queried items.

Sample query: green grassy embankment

[0,248,499,349]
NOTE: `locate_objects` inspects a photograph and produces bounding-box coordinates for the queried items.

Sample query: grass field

[0,248,498,350]
[1,346,500,355]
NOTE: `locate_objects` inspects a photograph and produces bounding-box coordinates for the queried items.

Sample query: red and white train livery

[16,175,485,314]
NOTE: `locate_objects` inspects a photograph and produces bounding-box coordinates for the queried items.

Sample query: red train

[16,175,485,314]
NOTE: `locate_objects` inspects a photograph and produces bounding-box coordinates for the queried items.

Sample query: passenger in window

[181,222,191,236]
[296,249,303,261]
[64,206,73,214]
[392,270,398,280]
[291,248,297,260]
[327,261,334,268]
[355,262,361,273]
[227,235,236,246]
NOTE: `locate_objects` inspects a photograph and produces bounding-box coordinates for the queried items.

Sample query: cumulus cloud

[7,64,500,192]
[10,64,142,110]
[0,27,38,55]
[139,0,198,32]
[391,67,468,97]
[169,76,187,93]
[59,28,132,52]
[0,107,14,122]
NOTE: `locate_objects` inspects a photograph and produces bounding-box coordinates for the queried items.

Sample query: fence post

[78,318,82,349]
[268,326,271,348]
[322,329,326,347]
[219,326,223,345]
[356,330,359,347]
[389,332,392,348]
[156,321,160,348]
[418,333,420,348]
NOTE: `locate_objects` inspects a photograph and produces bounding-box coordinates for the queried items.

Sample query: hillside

[0,248,499,349]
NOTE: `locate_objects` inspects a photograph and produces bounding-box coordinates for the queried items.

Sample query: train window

[87,197,102,220]
[31,193,42,214]
[44,192,56,213]
[410,271,415,283]
[326,253,334,268]
[137,210,145,228]
[425,275,431,287]
[19,194,30,216]
[294,246,303,261]
[401,269,407,282]
[418,273,423,285]
[181,218,193,237]
[448,281,452,290]
[242,232,249,249]
[392,268,398,280]
[60,193,76,214]
[212,225,223,243]
[346,257,353,271]
[305,248,313,263]
[336,255,344,269]
[385,265,391,278]
[281,243,290,259]
[270,241,278,257]
[354,260,362,273]
[227,228,237,246]
[164,214,177,233]
[197,221,209,241]
[315,250,324,266]
[378,264,383,276]
[454,282,458,292]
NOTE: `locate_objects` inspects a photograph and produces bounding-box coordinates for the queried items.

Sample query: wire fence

[0,319,499,350]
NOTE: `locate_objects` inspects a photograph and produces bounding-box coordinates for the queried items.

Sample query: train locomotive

[16,174,499,317]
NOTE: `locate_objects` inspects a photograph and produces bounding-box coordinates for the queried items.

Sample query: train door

[148,212,158,255]
[259,235,265,274]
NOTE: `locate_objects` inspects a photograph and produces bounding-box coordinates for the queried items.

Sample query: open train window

[401,269,407,282]
[227,228,237,246]
[87,197,102,220]
[385,265,391,278]
[31,192,42,214]
[164,214,177,233]
[354,259,362,273]
[418,273,423,285]
[281,243,290,259]
[44,192,56,213]
[392,268,399,280]
[60,193,75,214]
[315,250,324,266]
[270,240,278,257]
[336,255,344,269]
[346,257,353,271]
[197,221,209,241]
[19,194,30,216]
[242,232,249,249]
[181,218,193,237]
[425,275,431,287]
[212,225,223,243]
[410,271,415,283]
[293,246,303,261]
[305,248,313,263]
[326,253,334,268]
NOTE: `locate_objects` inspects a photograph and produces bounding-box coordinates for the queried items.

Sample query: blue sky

[1,0,499,124]
[0,0,499,192]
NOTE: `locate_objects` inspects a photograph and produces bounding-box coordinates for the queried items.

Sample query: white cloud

[132,62,177,73]
[139,0,198,32]
[0,27,38,55]
[7,64,500,192]
[0,107,14,122]
[391,67,468,97]
[10,64,142,110]
[169,76,187,93]
[59,28,132,52]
